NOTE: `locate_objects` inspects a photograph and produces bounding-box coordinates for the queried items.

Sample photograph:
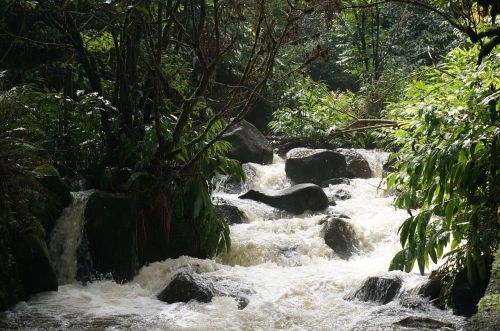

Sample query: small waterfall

[49,190,95,285]
[354,148,390,178]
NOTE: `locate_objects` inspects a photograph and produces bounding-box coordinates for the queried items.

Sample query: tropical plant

[386,46,499,295]
[270,77,358,139]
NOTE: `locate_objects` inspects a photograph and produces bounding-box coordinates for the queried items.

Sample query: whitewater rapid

[0,150,465,330]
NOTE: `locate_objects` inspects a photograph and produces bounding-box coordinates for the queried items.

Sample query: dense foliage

[387,47,499,294]
[269,1,461,148]
[0,0,307,258]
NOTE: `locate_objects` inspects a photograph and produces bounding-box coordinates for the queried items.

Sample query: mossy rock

[467,294,500,330]
[84,192,138,283]
[0,222,24,311]
[15,227,58,298]
[466,246,500,330]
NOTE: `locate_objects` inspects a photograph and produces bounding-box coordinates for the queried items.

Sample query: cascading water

[49,190,95,285]
[0,150,465,330]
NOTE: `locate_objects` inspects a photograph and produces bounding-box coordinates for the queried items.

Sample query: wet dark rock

[158,272,252,310]
[344,275,403,304]
[327,211,351,219]
[327,196,337,206]
[222,120,273,165]
[285,149,347,184]
[84,192,138,283]
[417,276,445,309]
[322,217,359,260]
[394,316,455,329]
[332,188,352,201]
[211,276,253,310]
[399,294,430,311]
[416,267,491,316]
[0,166,66,310]
[321,177,352,187]
[451,267,490,317]
[83,191,210,275]
[336,149,372,179]
[319,212,350,225]
[235,296,250,310]
[214,203,246,225]
[239,183,329,214]
[158,272,213,304]
[15,228,58,296]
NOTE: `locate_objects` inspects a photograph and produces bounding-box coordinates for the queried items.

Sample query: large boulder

[239,183,329,214]
[344,274,403,304]
[157,271,251,309]
[84,192,138,283]
[0,165,65,311]
[81,191,208,284]
[15,228,58,297]
[336,149,372,179]
[222,120,273,165]
[322,217,359,259]
[285,149,347,184]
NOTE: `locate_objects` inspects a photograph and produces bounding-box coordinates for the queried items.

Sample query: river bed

[0,150,465,330]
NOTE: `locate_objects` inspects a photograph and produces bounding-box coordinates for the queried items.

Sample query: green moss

[466,246,500,330]
[32,164,61,178]
[478,294,500,313]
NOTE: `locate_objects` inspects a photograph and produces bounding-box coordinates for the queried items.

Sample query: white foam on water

[0,151,465,330]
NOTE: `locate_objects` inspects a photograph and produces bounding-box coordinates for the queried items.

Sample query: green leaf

[417,244,425,275]
[444,200,455,227]
[404,249,415,272]
[193,189,203,220]
[126,171,149,188]
[399,218,412,247]
[389,250,405,271]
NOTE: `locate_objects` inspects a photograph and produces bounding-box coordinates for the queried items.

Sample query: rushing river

[0,150,465,330]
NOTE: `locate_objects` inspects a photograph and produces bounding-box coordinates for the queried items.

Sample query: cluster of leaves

[270,77,357,139]
[6,86,104,177]
[386,47,499,292]
[267,1,462,149]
